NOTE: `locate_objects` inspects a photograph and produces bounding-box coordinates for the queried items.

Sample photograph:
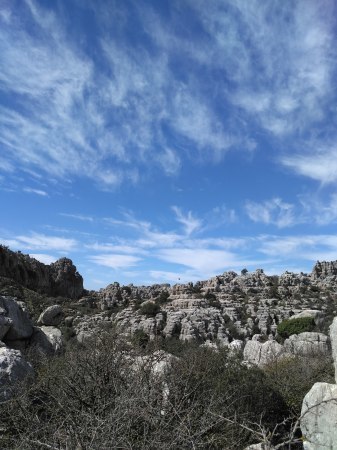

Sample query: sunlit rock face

[300,317,337,449]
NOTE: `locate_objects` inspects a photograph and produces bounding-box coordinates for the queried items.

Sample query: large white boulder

[38,305,63,326]
[243,336,284,367]
[330,317,337,383]
[301,382,337,449]
[0,347,33,401]
[284,332,329,357]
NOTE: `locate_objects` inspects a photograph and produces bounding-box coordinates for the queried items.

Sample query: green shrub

[139,301,161,317]
[277,316,315,339]
[156,291,170,304]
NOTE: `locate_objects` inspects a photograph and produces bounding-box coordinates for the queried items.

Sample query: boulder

[0,347,33,401]
[284,332,330,357]
[31,326,63,355]
[0,296,33,341]
[330,317,337,383]
[0,314,13,340]
[38,305,63,326]
[244,336,284,367]
[301,382,337,449]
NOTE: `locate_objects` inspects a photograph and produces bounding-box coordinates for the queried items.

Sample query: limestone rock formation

[330,317,337,383]
[0,246,83,299]
[0,347,33,401]
[243,335,284,367]
[312,260,337,279]
[283,332,330,357]
[301,383,337,449]
[49,258,83,299]
[300,317,337,448]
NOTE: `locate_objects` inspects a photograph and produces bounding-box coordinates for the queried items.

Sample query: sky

[1,0,337,290]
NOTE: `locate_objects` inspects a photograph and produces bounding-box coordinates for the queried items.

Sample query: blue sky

[1,0,337,290]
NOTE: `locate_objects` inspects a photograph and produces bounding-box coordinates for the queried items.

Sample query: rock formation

[300,317,337,449]
[0,347,33,401]
[0,246,83,299]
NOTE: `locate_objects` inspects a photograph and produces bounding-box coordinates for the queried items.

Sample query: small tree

[277,317,315,339]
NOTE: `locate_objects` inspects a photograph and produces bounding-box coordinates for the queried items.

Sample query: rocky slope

[72,262,337,345]
[1,246,337,347]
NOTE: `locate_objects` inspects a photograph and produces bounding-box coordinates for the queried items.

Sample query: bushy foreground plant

[0,332,316,449]
[277,316,315,339]
[264,353,334,415]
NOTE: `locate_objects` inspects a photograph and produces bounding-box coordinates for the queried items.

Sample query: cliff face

[0,246,83,299]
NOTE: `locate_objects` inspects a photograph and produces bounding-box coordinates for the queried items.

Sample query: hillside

[1,246,337,448]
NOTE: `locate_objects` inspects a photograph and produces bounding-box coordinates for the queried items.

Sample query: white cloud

[281,146,337,184]
[157,247,259,274]
[90,254,141,269]
[4,233,78,251]
[258,234,337,261]
[60,213,94,222]
[245,198,296,228]
[172,206,202,235]
[157,148,181,176]
[23,187,48,196]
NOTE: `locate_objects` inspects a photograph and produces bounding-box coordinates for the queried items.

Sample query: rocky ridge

[0,245,83,299]
[72,262,337,345]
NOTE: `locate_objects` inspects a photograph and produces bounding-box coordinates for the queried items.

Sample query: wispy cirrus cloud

[23,187,48,197]
[245,198,297,228]
[90,254,142,270]
[0,233,77,252]
[281,145,337,184]
[172,206,202,235]
[258,234,337,263]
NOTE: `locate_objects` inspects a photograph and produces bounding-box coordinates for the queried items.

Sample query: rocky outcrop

[243,335,284,367]
[301,383,337,449]
[311,260,337,279]
[38,305,63,326]
[300,318,337,448]
[0,347,33,401]
[283,332,330,357]
[330,317,337,383]
[31,326,63,355]
[0,296,33,343]
[49,258,83,299]
[0,246,83,299]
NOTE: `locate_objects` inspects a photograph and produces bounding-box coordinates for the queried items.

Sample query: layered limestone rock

[243,335,284,367]
[283,332,330,357]
[0,246,83,299]
[301,383,337,449]
[312,260,337,279]
[300,317,337,448]
[331,317,337,383]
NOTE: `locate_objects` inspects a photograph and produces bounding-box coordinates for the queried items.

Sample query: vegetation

[0,331,319,449]
[139,301,161,317]
[277,317,316,339]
